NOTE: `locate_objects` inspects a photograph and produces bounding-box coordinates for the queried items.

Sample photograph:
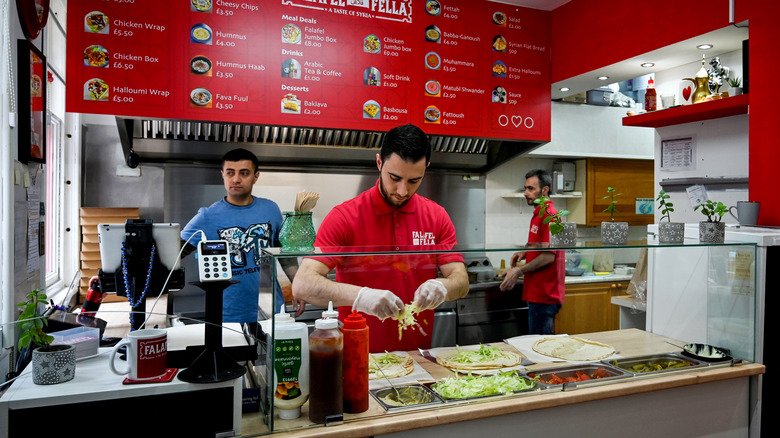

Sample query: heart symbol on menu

[511,116,523,127]
[682,86,692,102]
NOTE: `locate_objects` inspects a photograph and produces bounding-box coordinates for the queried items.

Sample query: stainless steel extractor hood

[115,116,546,173]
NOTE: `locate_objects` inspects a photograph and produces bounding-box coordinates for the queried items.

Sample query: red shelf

[622,93,749,128]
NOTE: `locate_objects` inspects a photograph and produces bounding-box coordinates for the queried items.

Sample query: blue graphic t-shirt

[181,196,284,323]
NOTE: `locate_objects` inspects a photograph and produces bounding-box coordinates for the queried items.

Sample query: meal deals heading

[65,0,551,142]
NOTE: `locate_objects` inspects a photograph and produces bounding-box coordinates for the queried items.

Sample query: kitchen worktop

[241,329,765,437]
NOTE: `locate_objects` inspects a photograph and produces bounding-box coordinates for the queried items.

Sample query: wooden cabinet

[567,158,654,226]
[555,281,628,335]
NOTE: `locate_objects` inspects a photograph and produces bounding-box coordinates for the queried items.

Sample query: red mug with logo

[109,329,168,380]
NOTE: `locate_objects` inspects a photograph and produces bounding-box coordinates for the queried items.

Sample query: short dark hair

[525,168,553,190]
[379,124,431,165]
[222,148,260,172]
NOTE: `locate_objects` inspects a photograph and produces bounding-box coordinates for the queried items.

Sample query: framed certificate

[17,39,46,164]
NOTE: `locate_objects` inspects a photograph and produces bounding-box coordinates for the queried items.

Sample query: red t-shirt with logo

[523,205,566,305]
[313,180,464,352]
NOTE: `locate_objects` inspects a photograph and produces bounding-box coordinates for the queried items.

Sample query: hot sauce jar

[342,310,369,413]
[308,309,343,424]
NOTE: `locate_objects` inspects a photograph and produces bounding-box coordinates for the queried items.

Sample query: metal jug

[683,56,710,104]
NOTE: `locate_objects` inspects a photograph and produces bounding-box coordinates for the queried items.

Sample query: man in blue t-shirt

[181,148,302,324]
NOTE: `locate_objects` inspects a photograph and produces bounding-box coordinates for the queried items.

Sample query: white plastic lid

[274,304,294,324]
[277,406,301,420]
[314,317,339,330]
[321,300,338,319]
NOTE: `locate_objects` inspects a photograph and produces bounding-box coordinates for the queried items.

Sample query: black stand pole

[176,280,248,383]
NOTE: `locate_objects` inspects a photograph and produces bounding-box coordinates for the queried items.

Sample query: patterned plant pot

[699,221,725,244]
[658,222,685,244]
[32,344,76,385]
[601,221,628,246]
[551,222,578,247]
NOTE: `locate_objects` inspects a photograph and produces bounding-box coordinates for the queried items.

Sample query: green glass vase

[279,211,316,252]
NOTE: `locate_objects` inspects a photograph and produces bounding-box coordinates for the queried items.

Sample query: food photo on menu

[363,67,381,86]
[424,105,440,124]
[363,100,380,119]
[425,52,441,70]
[191,56,212,76]
[492,35,507,52]
[83,45,109,68]
[191,0,213,13]
[493,11,507,26]
[84,78,108,101]
[84,11,108,34]
[282,94,301,114]
[425,25,441,43]
[282,23,302,45]
[364,34,381,53]
[190,88,212,107]
[425,79,441,97]
[191,23,212,45]
[426,0,441,15]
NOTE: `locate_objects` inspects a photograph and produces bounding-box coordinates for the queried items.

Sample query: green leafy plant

[16,289,54,352]
[694,199,728,223]
[533,196,571,235]
[601,187,621,221]
[728,76,742,88]
[656,189,674,222]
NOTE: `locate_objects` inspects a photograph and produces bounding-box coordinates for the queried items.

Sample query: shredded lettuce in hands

[432,371,535,399]
[394,303,427,340]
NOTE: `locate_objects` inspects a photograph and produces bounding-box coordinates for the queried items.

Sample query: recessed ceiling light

[641,62,655,68]
[559,87,570,92]
[597,76,609,81]
[697,44,713,50]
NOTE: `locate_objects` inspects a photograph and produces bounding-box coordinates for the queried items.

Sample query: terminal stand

[174,280,256,383]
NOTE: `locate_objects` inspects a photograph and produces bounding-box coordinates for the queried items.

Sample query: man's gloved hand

[352,287,404,321]
[413,279,447,311]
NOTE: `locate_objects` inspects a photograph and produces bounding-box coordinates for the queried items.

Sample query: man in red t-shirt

[499,169,565,334]
[292,124,469,352]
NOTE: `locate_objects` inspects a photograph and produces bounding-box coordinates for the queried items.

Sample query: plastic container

[271,305,310,420]
[308,305,343,424]
[342,310,369,413]
[51,326,99,359]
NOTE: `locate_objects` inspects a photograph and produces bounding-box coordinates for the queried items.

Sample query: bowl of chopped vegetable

[427,371,540,401]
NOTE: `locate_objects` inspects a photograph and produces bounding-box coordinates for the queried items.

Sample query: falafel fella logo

[282,0,413,23]
[412,230,436,245]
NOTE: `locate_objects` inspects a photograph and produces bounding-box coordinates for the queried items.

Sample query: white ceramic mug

[109,329,168,380]
[729,201,760,226]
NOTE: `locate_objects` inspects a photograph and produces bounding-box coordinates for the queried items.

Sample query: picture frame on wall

[17,39,46,164]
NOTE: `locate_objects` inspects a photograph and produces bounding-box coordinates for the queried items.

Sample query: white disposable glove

[413,279,447,311]
[352,287,404,321]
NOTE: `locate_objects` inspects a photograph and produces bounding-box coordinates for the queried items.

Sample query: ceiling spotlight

[559,87,570,92]
[697,44,713,50]
[641,62,655,68]
[597,76,609,81]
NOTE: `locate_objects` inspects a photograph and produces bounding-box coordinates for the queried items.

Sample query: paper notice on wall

[661,137,696,171]
[27,187,40,274]
[686,184,708,208]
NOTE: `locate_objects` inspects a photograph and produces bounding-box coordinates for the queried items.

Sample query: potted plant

[695,199,728,243]
[601,187,628,245]
[17,289,76,385]
[534,196,576,246]
[656,189,685,243]
[729,76,743,95]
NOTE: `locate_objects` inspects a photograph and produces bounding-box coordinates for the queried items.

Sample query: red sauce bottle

[645,78,657,111]
[308,316,343,424]
[342,310,369,413]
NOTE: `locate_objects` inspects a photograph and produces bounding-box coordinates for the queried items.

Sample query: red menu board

[66,0,551,142]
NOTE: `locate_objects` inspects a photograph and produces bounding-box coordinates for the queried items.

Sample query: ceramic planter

[551,222,577,247]
[601,221,628,246]
[658,222,685,244]
[32,344,76,385]
[699,221,725,244]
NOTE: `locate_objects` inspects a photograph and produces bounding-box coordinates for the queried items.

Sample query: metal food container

[604,353,705,375]
[524,363,630,387]
[425,372,542,402]
[370,384,444,411]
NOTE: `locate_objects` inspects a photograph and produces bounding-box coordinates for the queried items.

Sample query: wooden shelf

[622,93,749,128]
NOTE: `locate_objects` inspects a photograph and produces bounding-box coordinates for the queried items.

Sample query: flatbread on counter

[369,352,415,380]
[436,344,522,371]
[532,336,615,361]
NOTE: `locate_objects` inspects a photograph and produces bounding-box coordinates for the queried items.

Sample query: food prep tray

[681,343,734,363]
[370,384,444,411]
[604,353,705,375]
[524,363,630,387]
[424,371,543,402]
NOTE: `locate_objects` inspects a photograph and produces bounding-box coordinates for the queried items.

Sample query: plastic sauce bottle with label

[342,310,369,413]
[308,303,343,424]
[645,78,657,111]
[272,305,309,420]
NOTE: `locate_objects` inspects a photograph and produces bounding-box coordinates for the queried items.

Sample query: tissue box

[51,326,99,359]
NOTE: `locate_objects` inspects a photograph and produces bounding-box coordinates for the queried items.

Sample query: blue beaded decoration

[121,242,156,328]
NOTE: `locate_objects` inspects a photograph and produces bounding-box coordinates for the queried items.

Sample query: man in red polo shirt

[292,124,469,352]
[499,169,565,334]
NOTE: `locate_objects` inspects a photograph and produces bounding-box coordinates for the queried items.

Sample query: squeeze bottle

[645,78,657,111]
[308,302,343,424]
[342,310,369,413]
[272,305,309,420]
